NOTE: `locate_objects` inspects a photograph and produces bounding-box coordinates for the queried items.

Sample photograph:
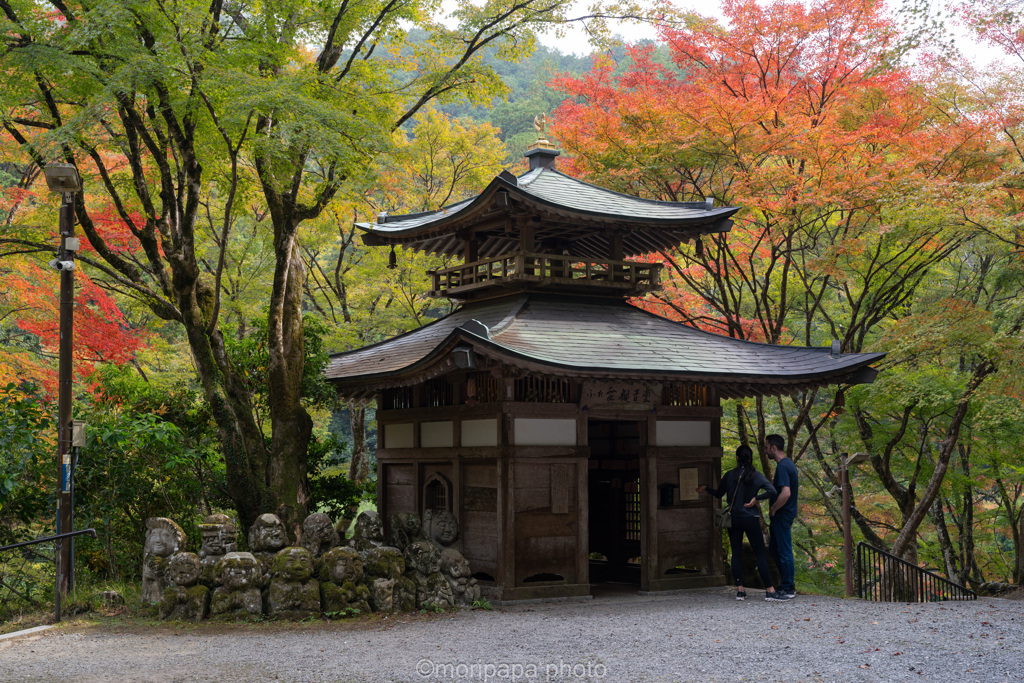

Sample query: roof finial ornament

[527,113,557,153]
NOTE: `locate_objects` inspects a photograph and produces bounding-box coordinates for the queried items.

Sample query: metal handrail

[0,529,97,554]
[1,529,97,623]
[856,541,976,602]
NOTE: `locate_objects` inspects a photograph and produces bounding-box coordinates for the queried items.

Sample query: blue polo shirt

[771,457,799,522]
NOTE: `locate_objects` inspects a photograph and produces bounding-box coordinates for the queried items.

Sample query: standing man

[766,434,798,600]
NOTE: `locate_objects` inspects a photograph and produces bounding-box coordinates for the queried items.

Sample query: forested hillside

[0,0,1021,608]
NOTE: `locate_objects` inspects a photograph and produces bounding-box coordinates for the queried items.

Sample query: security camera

[49,259,75,272]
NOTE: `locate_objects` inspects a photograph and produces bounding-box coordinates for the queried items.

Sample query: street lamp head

[43,163,82,193]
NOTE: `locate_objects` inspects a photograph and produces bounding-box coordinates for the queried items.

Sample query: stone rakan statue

[318,546,371,616]
[248,513,288,586]
[440,548,481,606]
[142,517,186,604]
[158,552,209,621]
[350,510,385,552]
[300,512,340,558]
[423,509,459,548]
[198,513,238,587]
[266,547,320,619]
[209,552,262,620]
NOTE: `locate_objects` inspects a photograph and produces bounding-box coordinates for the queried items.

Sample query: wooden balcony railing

[429,252,662,298]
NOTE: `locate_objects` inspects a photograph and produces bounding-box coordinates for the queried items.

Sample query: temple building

[325,142,884,602]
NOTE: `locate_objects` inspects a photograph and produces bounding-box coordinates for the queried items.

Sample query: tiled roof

[325,294,884,397]
[357,167,737,236]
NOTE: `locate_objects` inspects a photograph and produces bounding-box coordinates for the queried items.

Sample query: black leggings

[728,515,772,588]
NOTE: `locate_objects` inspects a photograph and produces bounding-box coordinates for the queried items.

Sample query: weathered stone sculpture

[198,513,238,587]
[301,512,340,558]
[248,513,288,586]
[389,512,425,551]
[318,546,371,616]
[158,552,209,621]
[350,510,385,552]
[142,517,186,603]
[440,548,481,606]
[423,509,459,548]
[361,544,414,612]
[266,547,320,619]
[404,538,455,610]
[209,552,262,620]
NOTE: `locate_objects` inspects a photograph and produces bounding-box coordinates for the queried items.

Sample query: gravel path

[1,586,1021,683]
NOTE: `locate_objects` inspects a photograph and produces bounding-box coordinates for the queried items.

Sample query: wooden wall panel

[384,464,415,516]
[460,459,498,581]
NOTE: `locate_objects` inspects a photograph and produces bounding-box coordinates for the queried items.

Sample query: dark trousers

[728,516,772,588]
[769,515,795,593]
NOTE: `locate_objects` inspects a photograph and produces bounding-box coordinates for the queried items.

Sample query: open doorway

[587,419,642,585]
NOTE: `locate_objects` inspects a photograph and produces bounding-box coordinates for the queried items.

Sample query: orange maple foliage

[551,0,999,344]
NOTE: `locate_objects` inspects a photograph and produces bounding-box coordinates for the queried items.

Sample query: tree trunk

[348,401,369,483]
[266,234,314,541]
[931,499,962,585]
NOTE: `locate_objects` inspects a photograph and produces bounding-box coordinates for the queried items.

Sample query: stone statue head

[361,546,405,579]
[352,511,384,543]
[424,509,459,547]
[404,539,441,576]
[144,518,186,558]
[166,552,202,588]
[248,513,287,553]
[217,552,259,591]
[301,513,339,557]
[273,547,315,582]
[389,512,424,550]
[318,547,364,585]
[439,548,471,580]
[198,514,237,558]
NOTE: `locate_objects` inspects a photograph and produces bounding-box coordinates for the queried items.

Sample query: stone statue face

[405,540,440,576]
[353,511,383,542]
[167,552,202,587]
[320,547,363,584]
[274,547,314,582]
[219,552,258,590]
[440,549,470,579]
[200,527,224,556]
[427,510,459,546]
[145,527,177,557]
[249,514,287,552]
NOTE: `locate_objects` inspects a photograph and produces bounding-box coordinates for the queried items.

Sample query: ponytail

[736,445,755,484]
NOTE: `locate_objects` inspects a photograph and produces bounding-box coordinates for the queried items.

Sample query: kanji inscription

[581,381,661,406]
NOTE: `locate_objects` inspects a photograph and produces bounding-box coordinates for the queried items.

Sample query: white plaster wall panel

[420,421,454,448]
[462,418,499,447]
[384,423,415,449]
[514,418,578,446]
[655,420,711,447]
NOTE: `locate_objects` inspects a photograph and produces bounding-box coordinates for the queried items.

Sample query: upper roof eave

[357,170,740,245]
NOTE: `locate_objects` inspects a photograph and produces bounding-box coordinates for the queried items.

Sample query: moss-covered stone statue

[350,510,385,552]
[300,513,339,558]
[198,513,238,587]
[440,548,481,606]
[389,512,425,551]
[361,545,414,612]
[266,547,320,619]
[209,552,262,620]
[158,552,209,621]
[405,538,455,610]
[142,517,186,604]
[318,546,371,617]
[248,513,288,587]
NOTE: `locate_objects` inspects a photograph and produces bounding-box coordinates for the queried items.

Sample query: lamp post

[43,163,81,615]
[840,451,869,597]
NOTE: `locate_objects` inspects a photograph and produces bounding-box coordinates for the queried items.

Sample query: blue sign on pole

[62,456,71,492]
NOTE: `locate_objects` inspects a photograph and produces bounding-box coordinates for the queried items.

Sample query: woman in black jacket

[697,445,789,601]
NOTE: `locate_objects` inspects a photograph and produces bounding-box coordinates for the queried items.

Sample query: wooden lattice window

[468,372,500,404]
[625,478,641,542]
[423,473,452,513]
[381,386,414,410]
[422,377,454,407]
[514,376,577,403]
[662,383,710,407]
